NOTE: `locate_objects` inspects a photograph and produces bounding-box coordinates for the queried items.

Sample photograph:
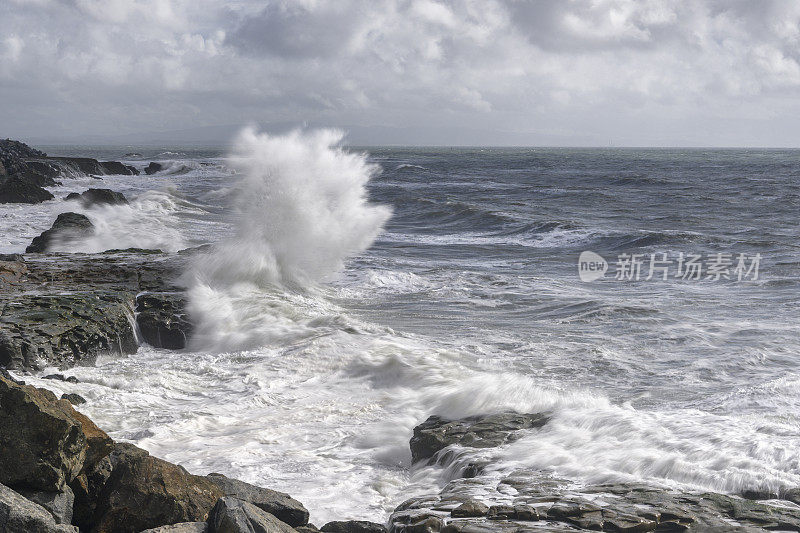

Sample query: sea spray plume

[186,127,391,351]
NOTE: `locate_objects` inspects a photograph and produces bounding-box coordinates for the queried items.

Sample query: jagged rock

[0,292,138,370]
[409,412,549,464]
[17,485,74,524]
[43,374,80,383]
[0,174,54,204]
[386,511,442,533]
[451,501,488,518]
[145,162,164,174]
[210,496,297,533]
[26,212,94,253]
[136,293,192,350]
[321,521,388,533]
[98,161,139,175]
[61,393,87,405]
[90,442,222,533]
[0,483,78,532]
[65,188,128,206]
[140,523,209,532]
[0,374,112,491]
[206,473,309,527]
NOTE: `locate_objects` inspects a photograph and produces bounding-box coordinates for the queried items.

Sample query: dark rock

[484,505,513,520]
[66,188,129,207]
[206,473,309,527]
[90,442,223,533]
[102,247,163,254]
[140,523,209,532]
[0,292,138,370]
[0,175,54,204]
[0,483,78,532]
[61,393,87,405]
[136,293,192,350]
[145,162,164,174]
[17,485,74,524]
[409,412,549,464]
[295,526,319,533]
[26,212,94,253]
[99,161,139,175]
[0,255,25,290]
[451,501,488,518]
[45,157,105,176]
[387,511,442,533]
[321,521,388,533]
[211,496,296,533]
[43,374,79,383]
[741,488,778,500]
[0,374,112,491]
[22,160,62,186]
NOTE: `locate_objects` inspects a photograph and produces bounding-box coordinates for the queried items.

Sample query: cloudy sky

[3,0,800,146]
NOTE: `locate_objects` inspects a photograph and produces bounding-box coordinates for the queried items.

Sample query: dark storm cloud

[2,0,800,145]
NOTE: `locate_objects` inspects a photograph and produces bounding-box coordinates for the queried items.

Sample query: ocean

[3,130,800,524]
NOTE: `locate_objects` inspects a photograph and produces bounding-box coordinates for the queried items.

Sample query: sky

[2,0,800,146]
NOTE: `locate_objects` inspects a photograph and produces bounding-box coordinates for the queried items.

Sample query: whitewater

[4,132,800,524]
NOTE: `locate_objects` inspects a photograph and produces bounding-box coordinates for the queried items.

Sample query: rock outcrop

[145,162,164,174]
[0,483,78,533]
[210,497,297,533]
[409,412,549,464]
[26,212,95,253]
[98,161,139,175]
[206,473,309,527]
[136,293,192,349]
[65,188,128,206]
[0,174,55,204]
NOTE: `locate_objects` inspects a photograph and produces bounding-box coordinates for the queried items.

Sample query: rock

[90,443,223,533]
[136,293,192,350]
[26,212,94,253]
[0,174,54,204]
[211,496,297,533]
[61,393,87,405]
[22,160,62,186]
[0,374,88,491]
[206,473,309,527]
[65,188,129,206]
[46,157,105,176]
[0,483,78,532]
[295,526,319,533]
[0,292,138,370]
[0,256,26,289]
[320,521,388,533]
[409,412,549,464]
[17,485,74,524]
[99,161,139,175]
[386,512,441,533]
[140,523,209,533]
[44,374,80,383]
[145,162,164,174]
[451,501,488,518]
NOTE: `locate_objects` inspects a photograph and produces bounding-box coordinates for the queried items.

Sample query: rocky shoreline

[2,139,800,532]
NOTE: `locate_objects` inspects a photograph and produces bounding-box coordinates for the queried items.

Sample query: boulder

[66,188,129,207]
[0,292,138,370]
[145,162,164,175]
[0,483,78,532]
[0,374,112,491]
[61,393,87,405]
[17,485,74,524]
[409,412,549,464]
[140,523,209,533]
[26,212,94,253]
[0,175,54,204]
[450,501,488,518]
[136,293,192,350]
[211,497,297,533]
[320,521,388,533]
[206,473,308,527]
[99,161,139,175]
[90,443,223,533]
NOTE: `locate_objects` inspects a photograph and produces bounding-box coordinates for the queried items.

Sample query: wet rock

[0,292,138,370]
[409,412,549,464]
[45,157,105,176]
[0,483,78,532]
[65,188,128,206]
[22,160,62,186]
[451,501,488,518]
[0,256,26,289]
[90,442,223,533]
[210,496,296,533]
[26,212,94,253]
[206,472,309,527]
[98,161,139,175]
[136,293,192,350]
[61,392,87,405]
[0,374,88,491]
[146,162,164,174]
[0,174,54,204]
[295,525,319,533]
[320,521,388,533]
[17,485,74,524]
[43,374,80,383]
[140,523,209,532]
